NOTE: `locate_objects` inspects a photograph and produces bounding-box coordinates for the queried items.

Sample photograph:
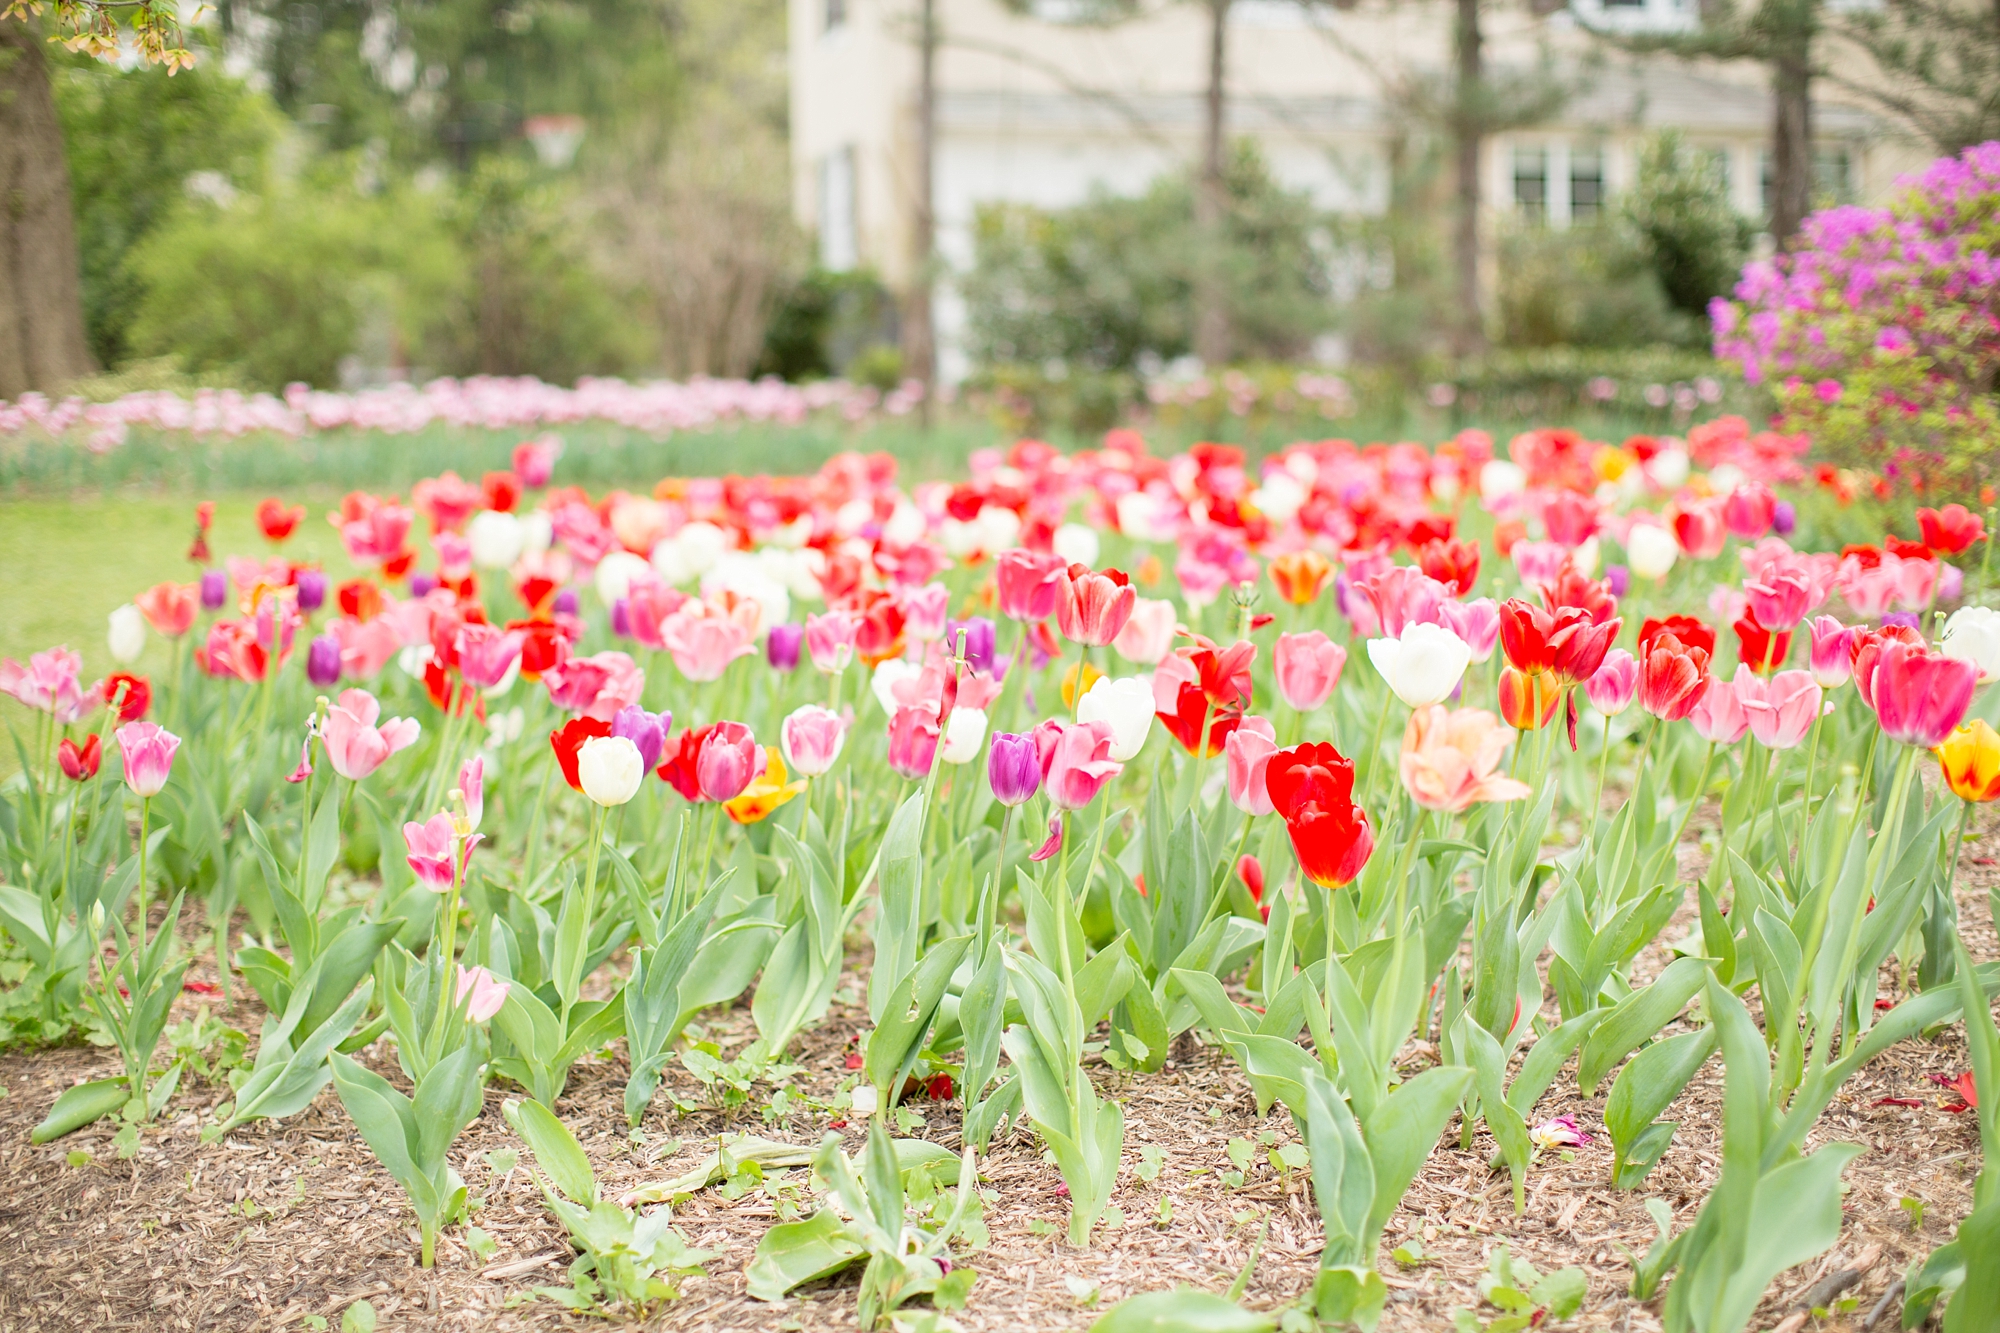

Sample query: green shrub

[1495,222,1702,351]
[1622,130,1754,320]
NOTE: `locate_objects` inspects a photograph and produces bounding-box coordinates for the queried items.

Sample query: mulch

[1,813,1995,1333]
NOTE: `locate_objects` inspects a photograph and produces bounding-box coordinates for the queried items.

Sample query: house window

[825,0,846,31]
[1513,147,1547,223]
[1569,148,1604,222]
[819,147,858,272]
[1814,148,1853,203]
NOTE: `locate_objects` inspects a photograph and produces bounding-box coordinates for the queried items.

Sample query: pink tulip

[0,646,88,718]
[455,623,524,689]
[1688,669,1750,745]
[544,651,644,721]
[1737,669,1821,749]
[1225,716,1279,816]
[404,812,478,891]
[1808,616,1853,689]
[996,549,1067,622]
[1745,571,1813,632]
[458,755,484,831]
[513,434,562,488]
[781,704,848,777]
[1273,631,1347,712]
[1585,649,1638,716]
[661,611,756,682]
[624,575,692,649]
[114,721,180,798]
[1054,565,1137,647]
[322,688,421,780]
[902,583,951,643]
[338,501,414,567]
[1034,718,1124,810]
[332,616,402,679]
[696,721,762,801]
[455,963,510,1023]
[1398,705,1532,813]
[1867,640,1976,748]
[1112,596,1177,666]
[1351,566,1447,639]
[886,705,942,779]
[1722,483,1776,540]
[806,610,860,673]
[1509,541,1568,591]
[1174,552,1229,610]
[1433,597,1497,663]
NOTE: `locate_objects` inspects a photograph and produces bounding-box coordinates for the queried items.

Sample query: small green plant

[1451,1245,1586,1331]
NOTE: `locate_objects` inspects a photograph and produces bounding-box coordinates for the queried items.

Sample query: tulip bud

[107,604,146,665]
[576,735,645,806]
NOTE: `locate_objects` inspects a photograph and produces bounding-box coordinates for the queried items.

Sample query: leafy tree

[1836,0,2000,153]
[1621,130,1754,320]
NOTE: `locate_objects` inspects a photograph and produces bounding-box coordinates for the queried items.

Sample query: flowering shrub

[1713,141,2000,494]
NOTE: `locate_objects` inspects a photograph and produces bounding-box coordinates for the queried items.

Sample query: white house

[788,0,1918,380]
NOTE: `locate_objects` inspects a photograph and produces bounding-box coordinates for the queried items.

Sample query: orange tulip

[1268,550,1334,606]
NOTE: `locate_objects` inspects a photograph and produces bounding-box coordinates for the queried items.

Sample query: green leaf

[1577,955,1709,1095]
[1944,1198,2000,1332]
[504,1099,596,1205]
[31,1078,130,1143]
[1531,1266,1587,1319]
[1604,1027,1717,1190]
[745,1209,866,1301]
[1089,1289,1276,1333]
[340,1298,377,1333]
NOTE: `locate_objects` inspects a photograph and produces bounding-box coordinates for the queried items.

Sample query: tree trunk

[1768,0,1816,247]
[903,0,938,423]
[1192,0,1230,368]
[0,18,95,398]
[1452,0,1485,355]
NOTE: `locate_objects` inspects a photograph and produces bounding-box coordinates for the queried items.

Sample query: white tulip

[594,550,651,608]
[702,555,790,633]
[1076,676,1155,761]
[1249,471,1305,525]
[1366,622,1471,708]
[939,517,982,559]
[1647,448,1690,490]
[576,735,645,806]
[467,509,525,570]
[1626,524,1679,581]
[883,501,928,548]
[1571,536,1600,578]
[974,505,1022,554]
[107,603,146,664]
[519,510,554,555]
[1052,522,1100,569]
[399,643,435,679]
[1115,491,1160,540]
[871,658,922,716]
[1942,606,2000,684]
[675,520,731,576]
[940,708,990,765]
[1479,460,1527,503]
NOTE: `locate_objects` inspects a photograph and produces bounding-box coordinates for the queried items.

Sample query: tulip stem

[567,802,608,1024]
[1796,702,1826,865]
[1590,723,1613,836]
[522,752,556,890]
[426,843,466,1067]
[1669,742,1716,864]
[135,797,151,951]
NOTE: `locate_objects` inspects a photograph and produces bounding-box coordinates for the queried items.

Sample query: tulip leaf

[504,1098,597,1205]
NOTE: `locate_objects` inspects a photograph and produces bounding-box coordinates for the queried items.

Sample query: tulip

[1367,622,1472,709]
[1745,570,1814,633]
[1438,598,1501,662]
[948,617,998,674]
[1076,676,1156,761]
[466,509,525,570]
[1225,716,1279,816]
[550,716,614,792]
[1400,705,1532,812]
[612,704,670,773]
[109,720,178,798]
[902,583,952,644]
[1935,719,2000,803]
[1688,671,1750,745]
[1585,650,1637,716]
[306,634,343,686]
[257,497,305,542]
[594,550,651,609]
[1671,500,1727,560]
[1263,742,1373,887]
[1738,669,1821,749]
[135,581,199,636]
[514,434,562,487]
[1061,660,1104,709]
[1639,614,1716,660]
[997,549,1067,622]
[1351,566,1447,639]
[662,612,756,683]
[1732,614,1792,674]
[1626,523,1679,581]
[1918,504,1984,556]
[404,812,478,890]
[455,964,511,1023]
[1497,666,1562,730]
[781,704,848,777]
[1722,483,1776,540]
[458,755,484,832]
[1638,631,1712,722]
[0,646,87,717]
[767,622,804,672]
[806,610,860,674]
[1807,615,1854,689]
[1417,538,1481,597]
[1268,551,1334,606]
[1156,678,1244,756]
[725,748,808,823]
[1052,521,1100,569]
[320,689,420,781]
[1498,599,1618,687]
[1528,1116,1592,1150]
[1055,564,1137,647]
[940,708,990,765]
[697,721,762,801]
[1940,606,2000,685]
[199,569,228,610]
[1035,718,1125,810]
[988,731,1041,806]
[1113,597,1177,666]
[1867,640,1977,748]
[456,623,525,690]
[58,735,102,782]
[107,604,146,665]
[103,671,149,723]
[1273,631,1346,713]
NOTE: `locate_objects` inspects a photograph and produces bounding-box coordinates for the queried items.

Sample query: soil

[1,817,1995,1333]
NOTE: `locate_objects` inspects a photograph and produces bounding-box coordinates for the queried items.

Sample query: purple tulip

[199,569,227,610]
[948,617,997,674]
[612,704,670,773]
[554,588,579,617]
[306,633,343,686]
[1772,500,1797,536]
[410,571,440,598]
[987,731,1040,807]
[1604,564,1631,598]
[295,568,327,613]
[1882,611,1922,631]
[611,597,631,638]
[768,622,804,671]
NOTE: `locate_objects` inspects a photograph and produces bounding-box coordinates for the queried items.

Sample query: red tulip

[1156,678,1244,756]
[1671,500,1727,560]
[482,470,523,514]
[1733,614,1793,674]
[1639,615,1716,660]
[655,723,713,801]
[135,582,199,637]
[1498,599,1618,686]
[996,549,1067,622]
[1540,491,1600,548]
[103,672,150,723]
[1054,564,1137,647]
[1638,631,1711,722]
[1849,625,1929,710]
[1538,564,1618,625]
[1917,504,1984,556]
[550,716,613,793]
[1417,538,1480,598]
[1263,743,1373,888]
[1864,640,1976,748]
[1721,483,1776,540]
[256,498,305,543]
[58,734,101,781]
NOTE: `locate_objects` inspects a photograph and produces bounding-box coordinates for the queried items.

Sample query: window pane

[1570,148,1604,222]
[1514,147,1547,222]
